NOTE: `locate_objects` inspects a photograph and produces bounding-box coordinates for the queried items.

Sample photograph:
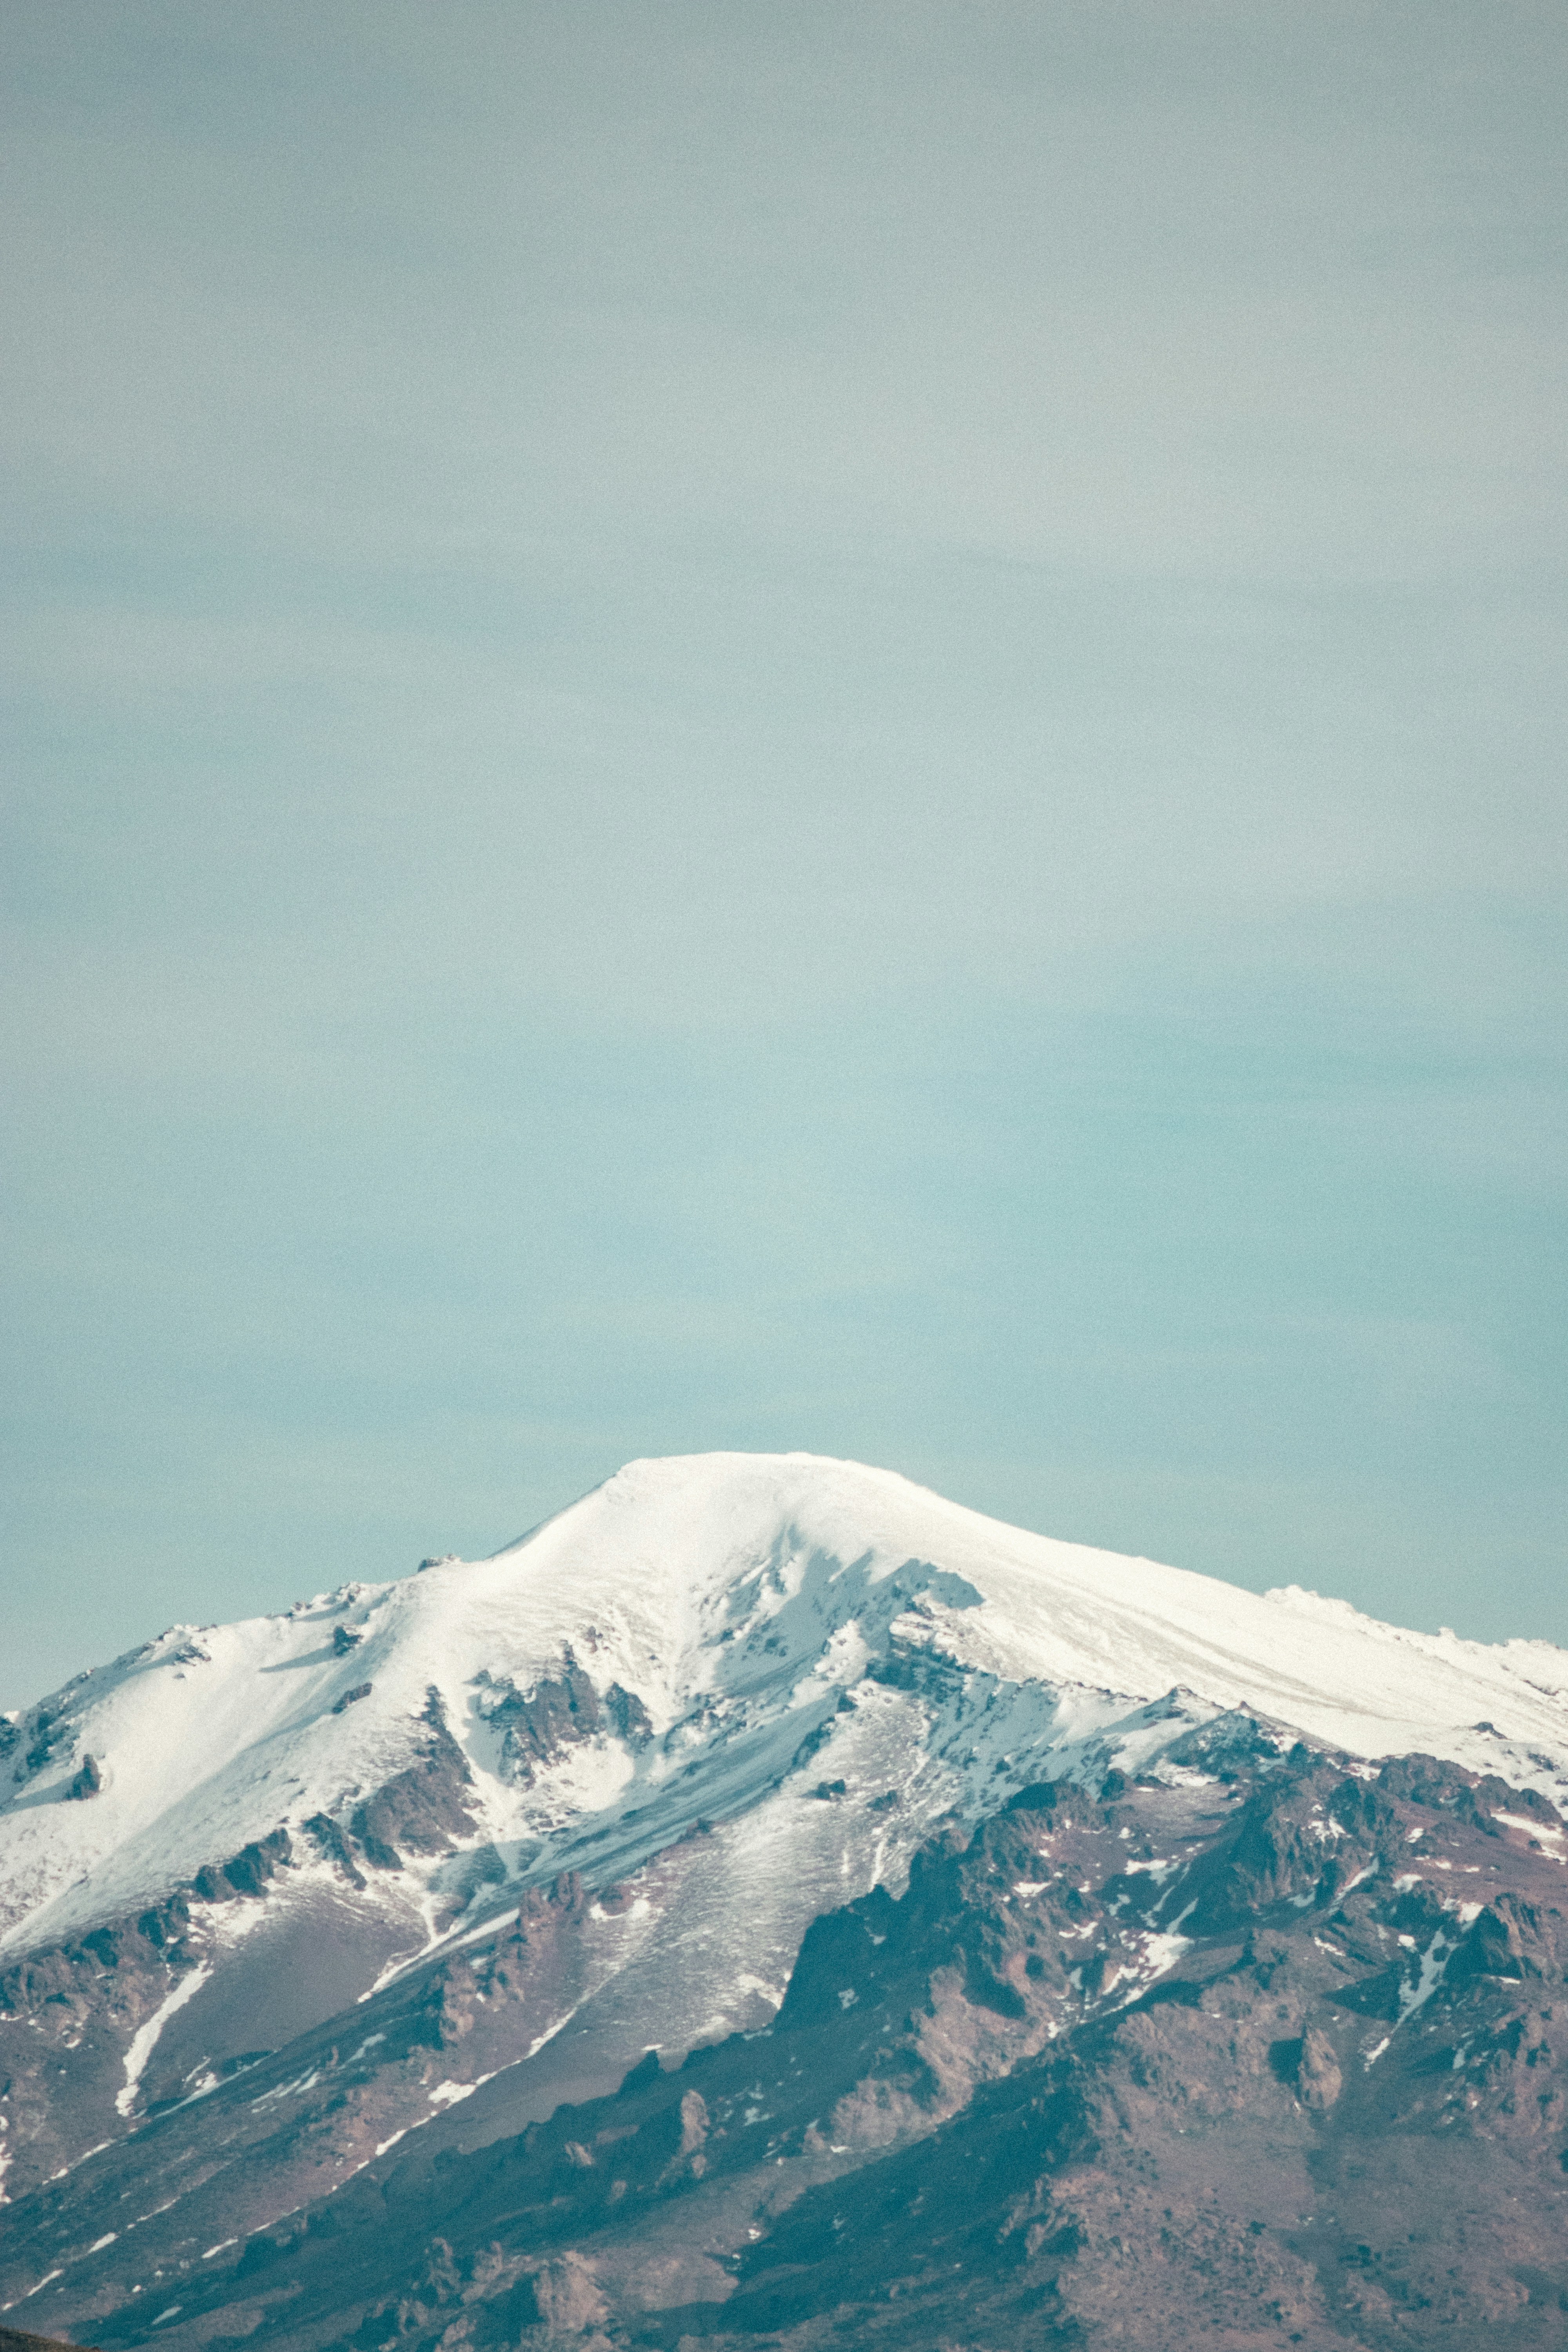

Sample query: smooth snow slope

[4,1452,1566,1964]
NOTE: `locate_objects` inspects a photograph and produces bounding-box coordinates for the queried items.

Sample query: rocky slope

[11,1729,1568,2351]
[2,1454,1566,2348]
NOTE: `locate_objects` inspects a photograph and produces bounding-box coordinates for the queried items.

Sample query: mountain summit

[4,1455,1567,2349]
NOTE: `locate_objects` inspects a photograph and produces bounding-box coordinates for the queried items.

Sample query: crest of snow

[3,1452,1565,1964]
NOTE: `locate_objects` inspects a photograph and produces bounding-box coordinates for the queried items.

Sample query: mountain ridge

[7,1452,1566,1962]
[3,1454,1566,2348]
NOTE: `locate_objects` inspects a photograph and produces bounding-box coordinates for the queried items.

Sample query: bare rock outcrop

[349,1687,476,1867]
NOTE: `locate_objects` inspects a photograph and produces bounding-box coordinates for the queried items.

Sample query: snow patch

[428,2077,491,2107]
[116,1965,212,2117]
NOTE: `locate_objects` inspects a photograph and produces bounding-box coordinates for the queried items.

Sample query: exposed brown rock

[191,1826,293,1901]
[604,1682,654,1745]
[301,1810,366,1888]
[477,1654,602,1782]
[7,1731,1568,2352]
[1298,2023,1343,2109]
[349,1687,476,1866]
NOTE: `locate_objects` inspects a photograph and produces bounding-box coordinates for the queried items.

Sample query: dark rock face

[67,1753,102,1800]
[300,1810,366,1889]
[7,1737,1568,2352]
[471,1656,655,1784]
[348,1688,476,1867]
[191,1828,294,1903]
[216,1829,293,1900]
[11,1706,72,1783]
[604,1681,654,1745]
[475,1654,599,1780]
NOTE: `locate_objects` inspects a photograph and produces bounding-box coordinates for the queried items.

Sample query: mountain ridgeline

[2,1454,1566,2350]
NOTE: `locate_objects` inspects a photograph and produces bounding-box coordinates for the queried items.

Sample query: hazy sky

[4,1,1566,1707]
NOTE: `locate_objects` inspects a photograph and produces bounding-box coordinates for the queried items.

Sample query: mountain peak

[4,1453,1566,1971]
[2,1456,1566,2344]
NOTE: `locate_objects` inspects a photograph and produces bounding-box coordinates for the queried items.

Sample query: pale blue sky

[3,2,1565,1706]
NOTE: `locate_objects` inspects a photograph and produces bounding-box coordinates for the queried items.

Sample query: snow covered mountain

[5,1455,1568,2158]
[3,1452,1567,2348]
[9,1452,1567,1951]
